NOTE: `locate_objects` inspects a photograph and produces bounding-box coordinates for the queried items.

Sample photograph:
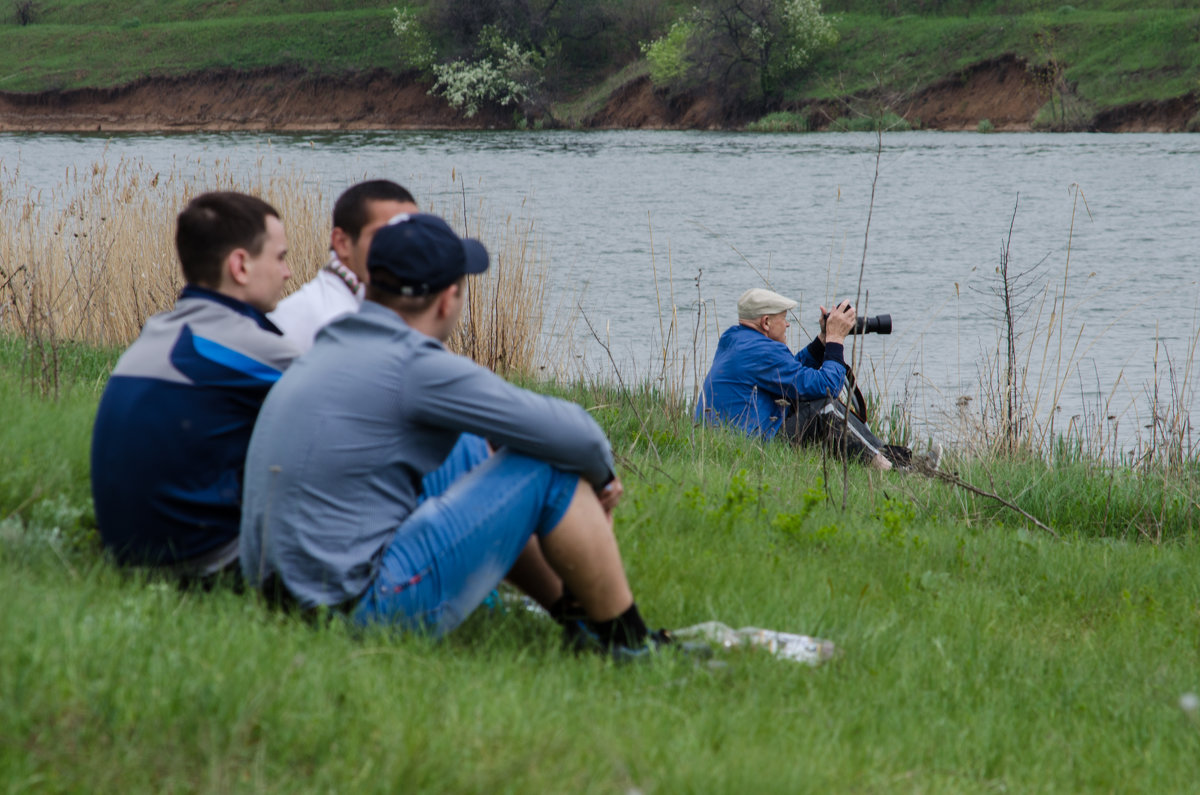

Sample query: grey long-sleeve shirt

[239,300,614,607]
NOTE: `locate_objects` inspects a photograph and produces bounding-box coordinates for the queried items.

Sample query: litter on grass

[672,621,838,665]
[497,592,837,665]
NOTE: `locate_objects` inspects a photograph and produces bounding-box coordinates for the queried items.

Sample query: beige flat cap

[737,288,798,319]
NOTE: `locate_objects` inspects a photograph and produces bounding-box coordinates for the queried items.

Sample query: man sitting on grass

[91,192,299,580]
[695,288,934,471]
[269,178,491,486]
[240,212,673,660]
[269,179,418,352]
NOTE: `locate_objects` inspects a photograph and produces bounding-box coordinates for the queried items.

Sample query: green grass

[746,111,814,132]
[800,10,1200,110]
[6,341,1200,790]
[7,0,373,26]
[550,61,651,127]
[0,10,401,92]
[0,338,117,540]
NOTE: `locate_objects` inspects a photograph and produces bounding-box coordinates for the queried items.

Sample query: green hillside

[1,1,1196,127]
[0,7,399,92]
[806,8,1200,107]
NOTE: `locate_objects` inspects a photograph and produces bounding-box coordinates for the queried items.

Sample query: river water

[3,130,1198,448]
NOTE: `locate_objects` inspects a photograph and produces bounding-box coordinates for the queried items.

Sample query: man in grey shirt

[241,212,667,658]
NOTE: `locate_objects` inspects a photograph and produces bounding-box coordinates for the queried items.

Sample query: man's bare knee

[539,478,632,621]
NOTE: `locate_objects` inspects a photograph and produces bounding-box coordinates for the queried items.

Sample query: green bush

[977,117,995,132]
[747,111,813,132]
[13,0,38,26]
[642,18,694,88]
[1031,90,1094,130]
[641,0,837,105]
[429,25,545,117]
[391,5,435,71]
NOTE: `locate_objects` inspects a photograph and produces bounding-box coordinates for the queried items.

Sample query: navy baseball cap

[366,213,489,296]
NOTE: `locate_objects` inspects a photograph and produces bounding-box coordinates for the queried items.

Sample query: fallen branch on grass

[919,463,1060,540]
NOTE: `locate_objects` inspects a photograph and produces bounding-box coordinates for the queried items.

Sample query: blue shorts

[351,449,579,635]
[420,433,490,500]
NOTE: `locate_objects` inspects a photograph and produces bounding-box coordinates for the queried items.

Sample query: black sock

[548,585,585,626]
[589,602,649,648]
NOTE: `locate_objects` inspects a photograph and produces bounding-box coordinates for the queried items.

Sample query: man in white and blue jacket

[91,192,299,579]
[695,288,908,470]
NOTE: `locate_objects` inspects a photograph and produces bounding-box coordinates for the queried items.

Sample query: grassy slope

[3,343,1200,791]
[804,9,1200,109]
[1,2,1197,117]
[0,8,399,92]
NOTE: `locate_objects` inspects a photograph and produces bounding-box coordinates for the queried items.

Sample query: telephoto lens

[851,314,892,335]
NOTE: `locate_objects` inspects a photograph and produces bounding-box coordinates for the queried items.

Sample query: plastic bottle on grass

[672,621,837,665]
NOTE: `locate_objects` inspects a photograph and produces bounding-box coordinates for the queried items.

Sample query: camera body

[823,306,892,335]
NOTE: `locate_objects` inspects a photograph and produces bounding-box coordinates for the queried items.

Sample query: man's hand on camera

[821,301,856,344]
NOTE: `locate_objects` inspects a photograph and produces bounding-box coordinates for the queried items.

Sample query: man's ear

[330,227,353,262]
[437,283,461,319]
[226,248,251,287]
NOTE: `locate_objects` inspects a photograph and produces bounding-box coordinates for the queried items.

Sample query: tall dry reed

[957,191,1198,473]
[441,187,571,377]
[0,156,327,348]
[0,156,556,380]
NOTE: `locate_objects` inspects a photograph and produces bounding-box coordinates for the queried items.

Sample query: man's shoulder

[299,303,440,385]
[114,293,298,383]
[276,270,358,314]
[271,271,361,348]
[719,324,789,355]
[400,329,474,378]
[183,294,299,365]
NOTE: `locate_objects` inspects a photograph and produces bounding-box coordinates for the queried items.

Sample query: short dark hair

[366,273,462,317]
[332,180,416,242]
[175,192,279,286]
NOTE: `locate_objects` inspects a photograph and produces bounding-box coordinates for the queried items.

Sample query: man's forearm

[822,341,845,367]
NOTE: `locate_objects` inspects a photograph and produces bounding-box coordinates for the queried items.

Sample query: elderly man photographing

[695,288,930,471]
[241,213,673,659]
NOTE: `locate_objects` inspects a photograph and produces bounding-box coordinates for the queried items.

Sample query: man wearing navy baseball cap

[240,212,672,660]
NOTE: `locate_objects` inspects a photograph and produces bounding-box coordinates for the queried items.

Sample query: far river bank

[1,62,1197,133]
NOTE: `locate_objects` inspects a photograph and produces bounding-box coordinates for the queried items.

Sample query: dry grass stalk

[0,156,327,348]
[970,200,1199,473]
[1,156,555,380]
[440,195,569,377]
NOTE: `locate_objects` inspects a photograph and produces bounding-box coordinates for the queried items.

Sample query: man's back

[92,286,298,568]
[695,324,845,440]
[241,300,612,608]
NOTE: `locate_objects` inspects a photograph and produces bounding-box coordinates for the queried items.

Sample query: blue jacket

[694,324,847,440]
[91,286,299,566]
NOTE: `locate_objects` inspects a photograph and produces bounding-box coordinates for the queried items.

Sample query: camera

[824,306,892,335]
